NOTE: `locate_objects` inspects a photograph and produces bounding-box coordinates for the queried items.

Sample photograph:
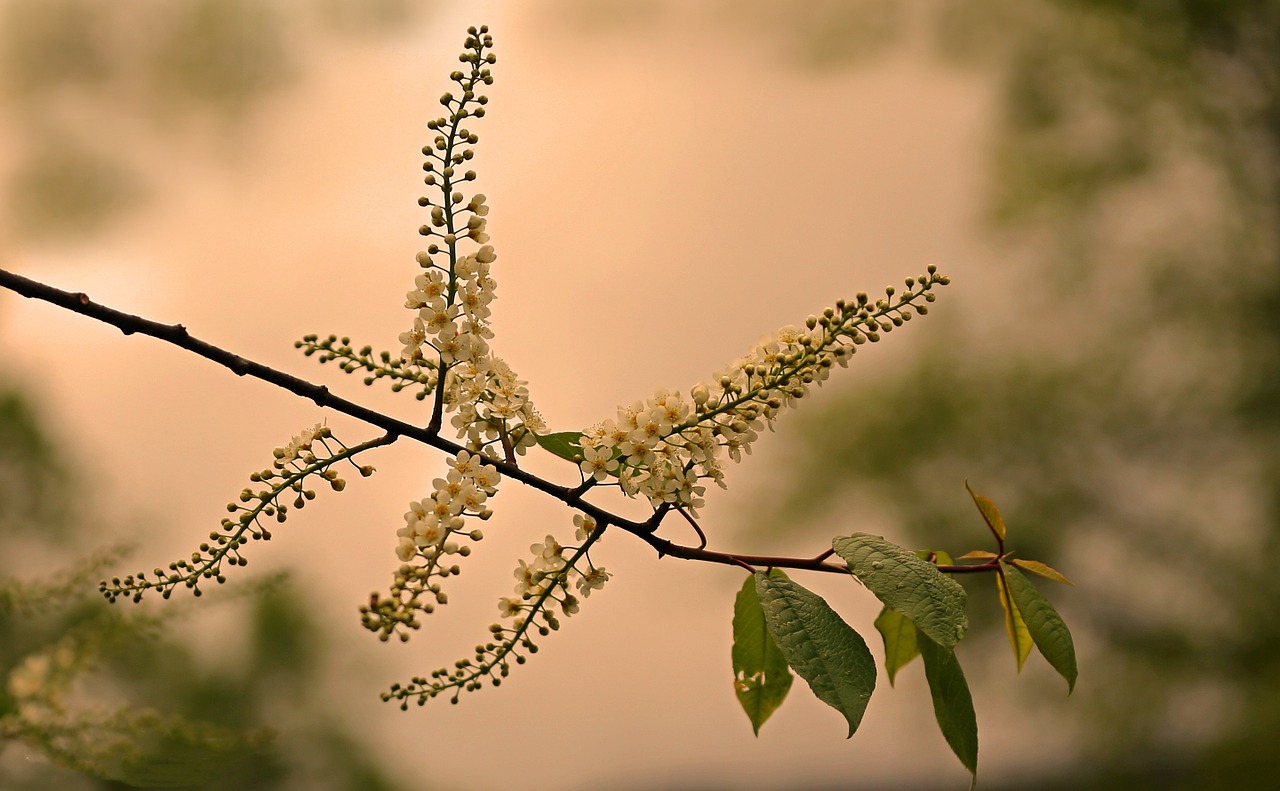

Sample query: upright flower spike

[406,27,497,373]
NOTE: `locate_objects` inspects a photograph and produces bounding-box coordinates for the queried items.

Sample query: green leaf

[732,571,794,735]
[834,534,969,649]
[533,431,584,463]
[1000,562,1077,692]
[1011,558,1074,585]
[873,606,919,686]
[919,632,979,783]
[995,569,1034,671]
[965,480,1006,541]
[914,549,955,566]
[755,571,876,738]
[108,737,231,789]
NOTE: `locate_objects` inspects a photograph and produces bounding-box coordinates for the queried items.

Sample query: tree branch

[0,268,649,537]
[0,268,992,582]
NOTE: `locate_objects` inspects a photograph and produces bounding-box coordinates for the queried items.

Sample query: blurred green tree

[749,1,1280,787]
[0,0,427,243]
[0,384,411,790]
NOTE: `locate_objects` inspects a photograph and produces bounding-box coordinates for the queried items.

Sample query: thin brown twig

[674,505,708,549]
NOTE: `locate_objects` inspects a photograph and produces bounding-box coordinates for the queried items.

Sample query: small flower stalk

[100,425,385,603]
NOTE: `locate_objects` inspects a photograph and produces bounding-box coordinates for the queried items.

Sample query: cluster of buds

[581,270,950,514]
[101,426,376,603]
[361,451,501,642]
[295,333,437,400]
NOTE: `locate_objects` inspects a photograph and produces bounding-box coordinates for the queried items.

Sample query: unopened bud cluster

[100,425,375,603]
[580,270,949,513]
[295,333,437,399]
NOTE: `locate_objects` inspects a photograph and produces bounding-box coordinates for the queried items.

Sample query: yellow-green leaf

[1000,562,1077,692]
[732,571,794,735]
[1011,558,1074,585]
[533,431,584,463]
[965,480,1006,541]
[755,571,877,737]
[919,633,979,783]
[914,549,956,566]
[873,606,919,686]
[995,569,1033,671]
[956,550,998,561]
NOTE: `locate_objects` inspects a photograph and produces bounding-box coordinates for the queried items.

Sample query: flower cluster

[443,355,546,460]
[580,271,950,514]
[361,450,501,642]
[398,240,497,366]
[398,24,496,371]
[7,643,76,721]
[499,516,609,623]
[381,515,607,709]
[389,25,544,464]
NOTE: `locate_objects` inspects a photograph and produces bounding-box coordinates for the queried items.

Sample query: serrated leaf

[755,571,876,738]
[873,606,919,686]
[965,480,1006,541]
[1011,559,1074,586]
[919,632,979,782]
[1000,562,1077,692]
[995,570,1033,671]
[533,431,584,463]
[956,550,998,561]
[732,571,794,735]
[834,534,969,649]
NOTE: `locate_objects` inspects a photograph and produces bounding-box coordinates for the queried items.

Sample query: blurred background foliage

[1,0,428,786]
[725,0,1280,788]
[0,387,412,789]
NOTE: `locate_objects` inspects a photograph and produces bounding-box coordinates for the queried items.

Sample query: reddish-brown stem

[674,506,708,549]
[936,561,1001,574]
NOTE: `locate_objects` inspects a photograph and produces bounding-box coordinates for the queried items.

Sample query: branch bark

[0,268,991,579]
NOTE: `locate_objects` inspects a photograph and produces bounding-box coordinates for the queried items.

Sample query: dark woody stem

[0,268,992,580]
